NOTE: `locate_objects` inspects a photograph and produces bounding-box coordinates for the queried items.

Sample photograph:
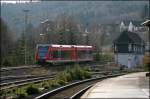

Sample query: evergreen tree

[16,32,35,65]
[1,18,13,66]
[17,33,26,65]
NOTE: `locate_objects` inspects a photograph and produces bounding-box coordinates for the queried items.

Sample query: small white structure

[113,30,145,68]
[128,22,134,32]
[120,21,126,32]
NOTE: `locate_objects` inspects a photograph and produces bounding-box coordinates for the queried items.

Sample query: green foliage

[26,84,40,95]
[42,81,51,90]
[83,70,91,79]
[16,93,27,99]
[57,79,66,85]
[0,64,92,98]
[14,87,27,99]
[0,90,6,99]
[73,64,85,80]
[68,64,92,80]
[2,58,12,66]
[42,64,92,90]
[50,80,60,88]
[93,53,101,61]
[101,54,113,62]
[2,34,36,67]
[56,72,68,82]
[93,53,113,63]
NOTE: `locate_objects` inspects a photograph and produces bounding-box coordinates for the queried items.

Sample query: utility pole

[23,9,29,65]
[83,28,89,45]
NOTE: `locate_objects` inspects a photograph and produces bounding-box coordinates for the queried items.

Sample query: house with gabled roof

[113,30,145,68]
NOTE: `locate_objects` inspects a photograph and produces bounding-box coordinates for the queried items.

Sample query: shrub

[83,67,90,72]
[93,53,100,61]
[65,71,72,81]
[76,64,86,79]
[57,79,66,85]
[56,72,67,82]
[77,70,85,80]
[0,90,6,98]
[42,81,50,90]
[69,69,76,80]
[50,80,60,88]
[16,93,27,99]
[70,64,86,80]
[83,71,91,79]
[26,85,40,95]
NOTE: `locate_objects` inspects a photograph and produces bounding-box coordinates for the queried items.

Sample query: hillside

[1,1,149,32]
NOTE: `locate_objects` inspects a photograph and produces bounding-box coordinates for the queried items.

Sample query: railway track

[0,61,112,72]
[0,62,119,91]
[35,72,126,99]
[0,70,120,91]
[0,73,56,83]
[0,62,120,89]
[0,63,143,99]
[0,74,56,90]
[1,65,41,72]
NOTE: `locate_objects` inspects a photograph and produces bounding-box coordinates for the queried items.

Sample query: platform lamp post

[142,20,150,45]
[66,28,72,44]
[23,9,29,65]
[83,28,89,45]
[40,19,49,43]
[39,33,45,43]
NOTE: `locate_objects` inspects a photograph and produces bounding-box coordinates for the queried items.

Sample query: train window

[77,50,87,59]
[86,50,92,58]
[87,50,92,54]
[60,51,70,59]
[38,46,49,51]
[51,50,59,58]
[38,46,49,58]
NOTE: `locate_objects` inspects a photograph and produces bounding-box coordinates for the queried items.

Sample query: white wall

[114,53,144,68]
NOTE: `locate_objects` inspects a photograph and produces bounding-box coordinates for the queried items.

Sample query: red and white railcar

[35,44,93,64]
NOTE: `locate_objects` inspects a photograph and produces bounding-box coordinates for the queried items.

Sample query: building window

[135,46,137,52]
[114,44,117,52]
[128,44,132,52]
[134,45,136,52]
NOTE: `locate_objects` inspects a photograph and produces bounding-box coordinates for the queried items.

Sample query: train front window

[38,46,49,58]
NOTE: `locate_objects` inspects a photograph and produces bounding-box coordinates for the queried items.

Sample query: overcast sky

[1,0,39,4]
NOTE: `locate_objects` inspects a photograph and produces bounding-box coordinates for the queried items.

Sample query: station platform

[81,72,149,98]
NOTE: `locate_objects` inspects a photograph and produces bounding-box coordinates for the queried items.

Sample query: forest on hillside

[1,1,149,66]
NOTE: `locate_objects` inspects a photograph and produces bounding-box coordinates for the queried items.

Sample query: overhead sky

[1,0,39,4]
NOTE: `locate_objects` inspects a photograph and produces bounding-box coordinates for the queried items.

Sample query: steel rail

[1,61,114,71]
[1,65,41,71]
[0,75,55,90]
[0,73,56,81]
[0,71,113,91]
[70,84,93,99]
[69,71,143,99]
[35,73,126,99]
